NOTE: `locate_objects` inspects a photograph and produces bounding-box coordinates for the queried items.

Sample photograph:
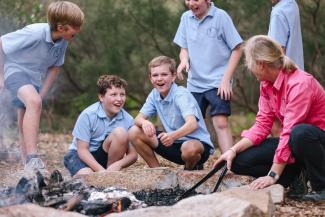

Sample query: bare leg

[128,126,160,167]
[181,140,204,169]
[212,115,233,153]
[75,167,93,177]
[17,85,42,157]
[17,108,26,163]
[103,128,128,166]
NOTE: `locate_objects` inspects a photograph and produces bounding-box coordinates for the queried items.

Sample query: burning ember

[0,170,198,216]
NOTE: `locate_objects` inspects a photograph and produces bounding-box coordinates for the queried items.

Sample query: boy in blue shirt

[0,1,84,170]
[129,56,214,170]
[173,0,243,154]
[268,0,304,70]
[64,75,138,177]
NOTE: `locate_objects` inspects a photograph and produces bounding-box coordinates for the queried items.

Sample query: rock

[81,168,178,191]
[0,204,86,217]
[177,170,253,194]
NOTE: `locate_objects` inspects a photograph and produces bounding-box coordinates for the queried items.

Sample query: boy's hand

[158,132,175,147]
[142,120,156,137]
[176,61,189,80]
[217,79,233,100]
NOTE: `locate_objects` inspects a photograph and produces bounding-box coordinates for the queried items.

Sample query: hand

[142,120,156,137]
[213,148,236,170]
[107,163,122,171]
[176,60,189,80]
[158,132,175,147]
[249,176,277,190]
[217,79,233,100]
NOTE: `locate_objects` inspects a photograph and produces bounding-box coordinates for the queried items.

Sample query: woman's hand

[249,176,277,190]
[213,148,236,170]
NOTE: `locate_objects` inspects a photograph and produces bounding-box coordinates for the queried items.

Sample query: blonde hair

[47,1,84,30]
[244,35,297,72]
[148,56,176,75]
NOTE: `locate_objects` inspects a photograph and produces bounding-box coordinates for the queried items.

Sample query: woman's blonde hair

[243,35,297,72]
[47,1,84,31]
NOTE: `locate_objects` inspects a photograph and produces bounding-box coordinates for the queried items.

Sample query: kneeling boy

[129,56,214,170]
[64,75,137,176]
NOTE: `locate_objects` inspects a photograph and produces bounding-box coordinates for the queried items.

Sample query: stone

[0,204,86,217]
[177,170,254,194]
[81,167,178,191]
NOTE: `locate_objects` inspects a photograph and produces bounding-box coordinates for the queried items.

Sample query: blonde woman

[214,35,325,201]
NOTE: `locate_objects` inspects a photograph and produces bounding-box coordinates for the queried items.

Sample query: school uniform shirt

[69,102,134,152]
[268,0,304,70]
[140,83,214,153]
[1,23,68,87]
[173,2,243,93]
[242,69,325,164]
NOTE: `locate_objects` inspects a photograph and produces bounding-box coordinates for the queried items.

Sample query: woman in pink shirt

[214,35,325,201]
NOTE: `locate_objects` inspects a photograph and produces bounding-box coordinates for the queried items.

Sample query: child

[0,1,84,170]
[64,75,138,177]
[128,56,214,170]
[173,0,243,153]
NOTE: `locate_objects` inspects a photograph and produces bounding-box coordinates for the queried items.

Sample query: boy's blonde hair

[148,56,176,75]
[97,75,127,96]
[244,35,297,72]
[47,1,84,30]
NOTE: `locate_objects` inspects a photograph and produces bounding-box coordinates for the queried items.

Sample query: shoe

[184,164,204,171]
[286,171,308,199]
[303,189,325,201]
[24,157,45,171]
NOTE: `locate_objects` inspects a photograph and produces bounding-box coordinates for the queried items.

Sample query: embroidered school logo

[207,27,219,39]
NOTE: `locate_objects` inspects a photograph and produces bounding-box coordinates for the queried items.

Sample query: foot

[286,171,308,199]
[24,157,45,171]
[184,164,204,171]
[303,189,325,201]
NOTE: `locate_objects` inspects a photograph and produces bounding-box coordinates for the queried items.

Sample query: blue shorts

[63,144,108,176]
[154,132,211,166]
[191,88,231,118]
[4,72,40,109]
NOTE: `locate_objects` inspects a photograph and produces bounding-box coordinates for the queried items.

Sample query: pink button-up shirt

[242,69,325,164]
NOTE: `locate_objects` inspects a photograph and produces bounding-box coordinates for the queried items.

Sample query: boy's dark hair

[97,75,127,96]
[47,1,84,30]
[148,56,176,75]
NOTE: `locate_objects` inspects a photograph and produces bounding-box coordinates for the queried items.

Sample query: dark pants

[232,124,325,190]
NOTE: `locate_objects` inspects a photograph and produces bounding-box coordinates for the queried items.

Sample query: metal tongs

[178,161,228,200]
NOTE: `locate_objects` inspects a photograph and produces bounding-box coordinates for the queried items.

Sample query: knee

[289,124,314,150]
[213,116,229,130]
[25,95,42,111]
[181,143,202,159]
[128,126,142,141]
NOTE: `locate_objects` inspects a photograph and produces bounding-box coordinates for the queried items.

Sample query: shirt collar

[157,82,177,102]
[97,102,123,121]
[273,69,286,91]
[273,0,291,9]
[45,24,54,43]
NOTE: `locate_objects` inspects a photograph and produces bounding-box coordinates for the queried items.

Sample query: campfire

[0,170,197,216]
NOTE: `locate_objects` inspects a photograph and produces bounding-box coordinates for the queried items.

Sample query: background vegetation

[0,0,324,134]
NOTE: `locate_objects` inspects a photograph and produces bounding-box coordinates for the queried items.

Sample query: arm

[134,112,156,137]
[0,39,5,92]
[77,139,105,172]
[218,44,242,100]
[159,115,198,146]
[176,48,190,80]
[39,66,60,99]
[107,145,138,171]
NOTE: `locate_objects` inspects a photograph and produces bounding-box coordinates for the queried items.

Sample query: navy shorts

[4,72,40,109]
[154,133,211,166]
[64,145,108,176]
[191,88,231,118]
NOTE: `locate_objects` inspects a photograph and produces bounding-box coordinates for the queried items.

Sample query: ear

[98,94,104,102]
[56,24,64,32]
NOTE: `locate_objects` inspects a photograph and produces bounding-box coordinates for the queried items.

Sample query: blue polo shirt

[1,23,68,87]
[268,0,304,69]
[69,102,134,152]
[140,83,214,153]
[173,3,243,93]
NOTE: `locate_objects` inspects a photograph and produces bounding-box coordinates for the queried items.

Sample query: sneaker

[303,189,325,201]
[184,164,204,171]
[24,157,45,171]
[286,171,308,199]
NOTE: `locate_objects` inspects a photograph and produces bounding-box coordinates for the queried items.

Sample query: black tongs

[178,161,228,200]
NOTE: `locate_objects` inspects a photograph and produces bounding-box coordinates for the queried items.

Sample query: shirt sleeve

[139,92,157,118]
[175,90,200,121]
[241,85,275,144]
[173,13,188,48]
[219,11,243,50]
[1,27,38,55]
[268,12,289,47]
[72,112,92,143]
[274,80,312,164]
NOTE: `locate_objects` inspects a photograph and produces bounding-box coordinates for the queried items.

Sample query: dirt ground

[0,133,324,216]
